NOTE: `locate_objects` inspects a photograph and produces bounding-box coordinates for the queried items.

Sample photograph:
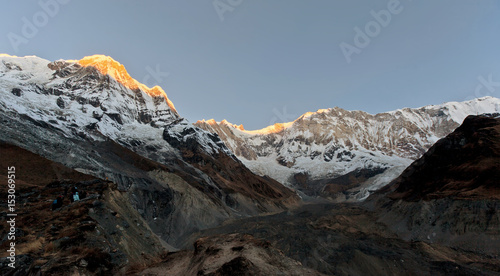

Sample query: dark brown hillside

[0,142,166,275]
[383,114,500,201]
[189,150,298,203]
[162,125,300,210]
[370,115,500,260]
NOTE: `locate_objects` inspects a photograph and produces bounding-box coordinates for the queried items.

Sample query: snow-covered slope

[1,54,177,139]
[0,54,299,246]
[196,97,500,201]
[0,54,238,160]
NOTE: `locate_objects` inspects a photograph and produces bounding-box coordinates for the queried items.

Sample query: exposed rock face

[371,114,500,254]
[139,233,325,276]
[196,98,500,200]
[0,54,299,250]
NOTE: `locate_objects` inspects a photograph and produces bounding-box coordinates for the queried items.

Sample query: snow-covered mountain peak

[0,54,183,143]
[0,54,178,116]
[220,119,245,131]
[386,96,500,122]
[75,55,132,84]
[74,55,140,90]
[197,119,245,131]
[213,97,500,136]
[300,108,333,119]
[0,54,52,81]
[0,54,246,165]
[244,122,294,135]
[72,55,177,113]
[0,53,47,61]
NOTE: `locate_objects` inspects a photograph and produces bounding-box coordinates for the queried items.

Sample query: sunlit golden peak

[302,111,315,118]
[198,119,245,131]
[197,119,216,125]
[76,55,141,90]
[243,122,293,135]
[205,119,217,125]
[73,55,177,114]
[221,119,245,131]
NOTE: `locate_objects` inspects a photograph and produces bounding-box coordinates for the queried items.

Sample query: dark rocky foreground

[140,233,325,276]
[0,142,167,275]
[177,201,498,276]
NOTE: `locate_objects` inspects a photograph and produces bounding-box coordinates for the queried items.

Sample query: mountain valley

[0,54,498,275]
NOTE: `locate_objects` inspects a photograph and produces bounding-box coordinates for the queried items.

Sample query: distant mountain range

[196,97,500,201]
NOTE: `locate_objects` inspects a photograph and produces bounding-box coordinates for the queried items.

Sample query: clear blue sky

[1,0,499,130]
